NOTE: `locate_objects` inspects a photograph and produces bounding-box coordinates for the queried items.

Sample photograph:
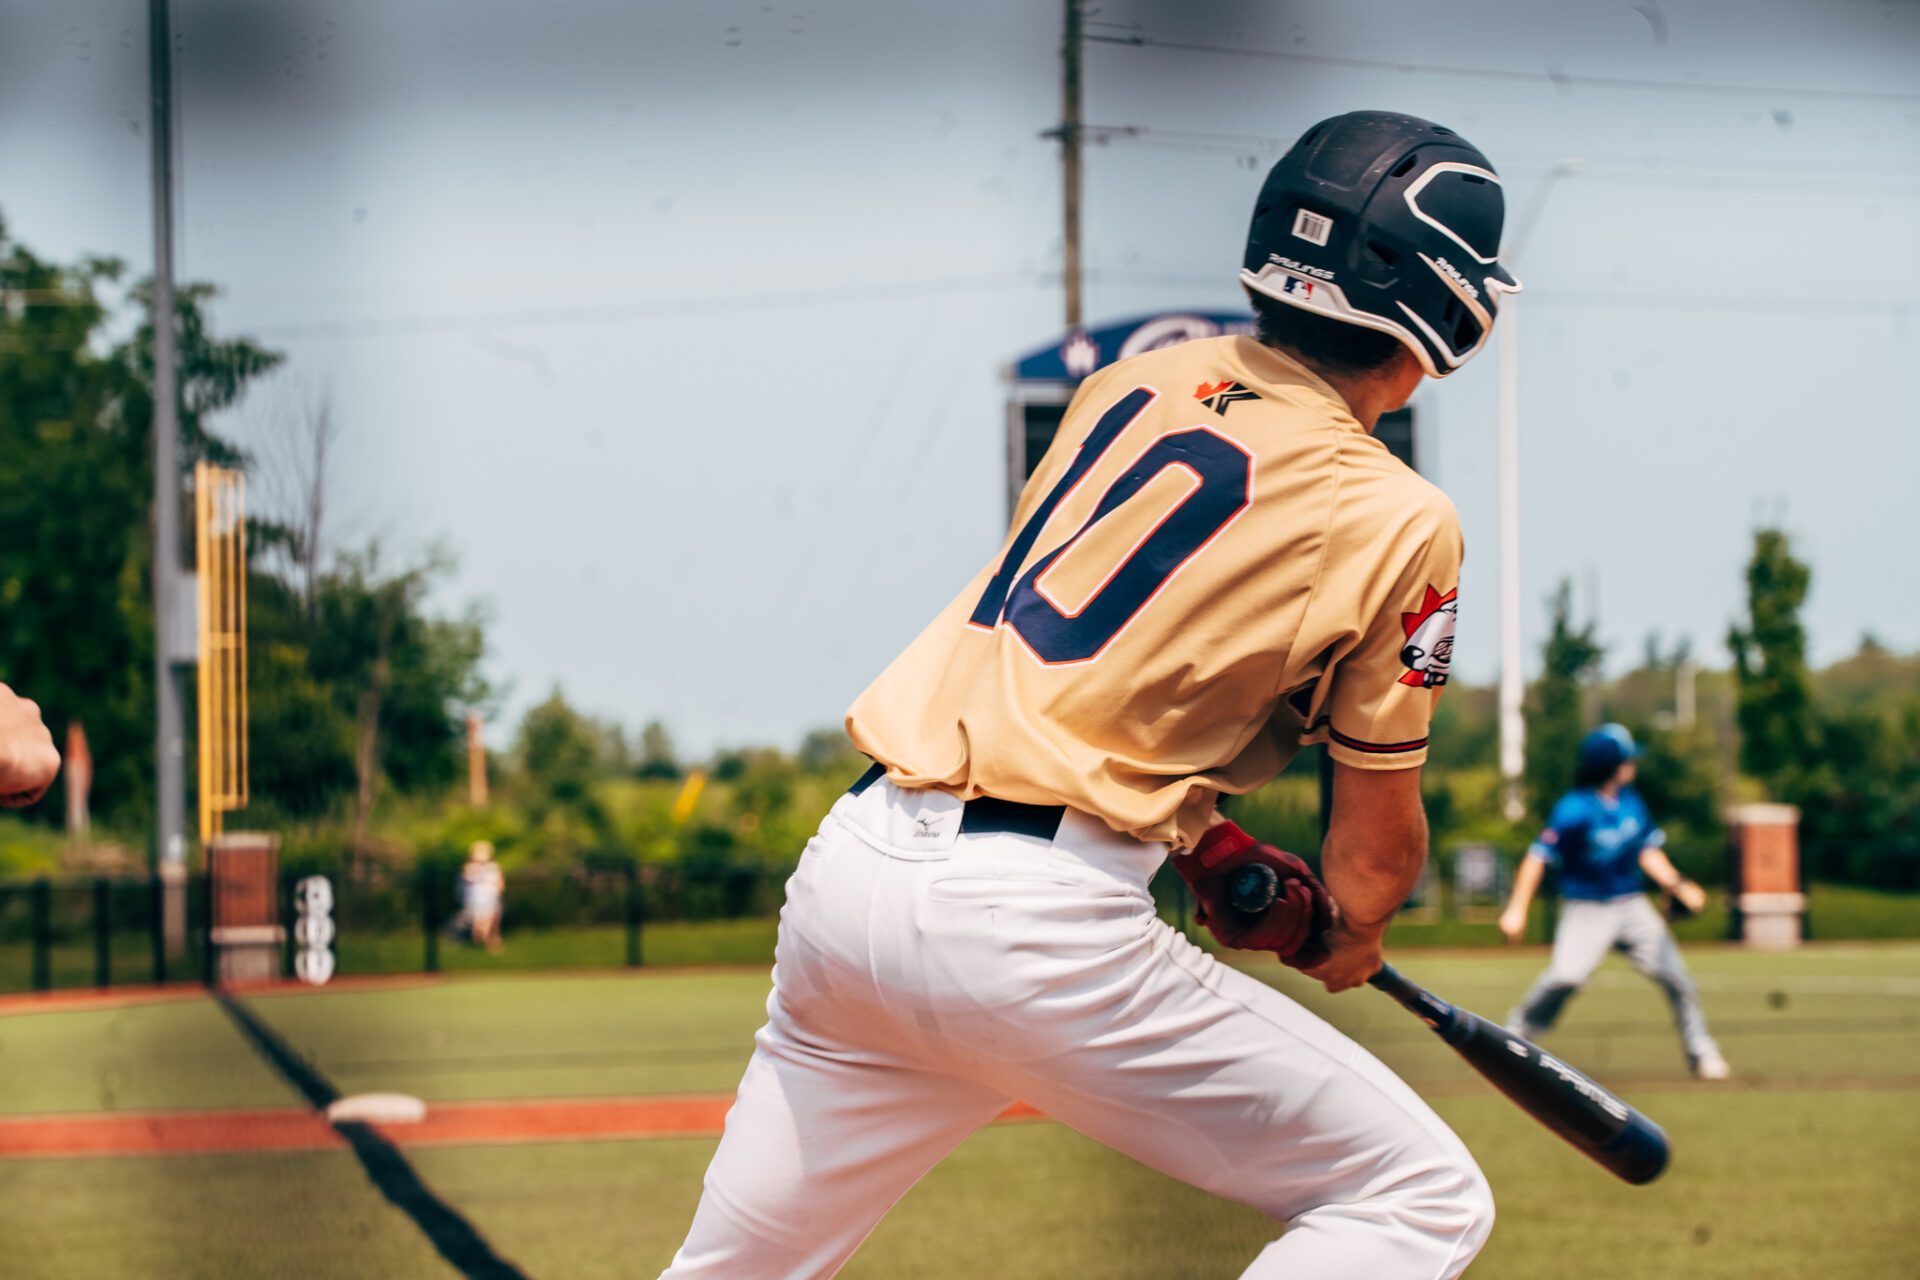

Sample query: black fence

[0,861,806,994]
[1804,842,1920,892]
[0,860,1192,992]
[0,874,216,995]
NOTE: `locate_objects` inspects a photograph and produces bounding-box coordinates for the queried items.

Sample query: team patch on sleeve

[1397,585,1457,688]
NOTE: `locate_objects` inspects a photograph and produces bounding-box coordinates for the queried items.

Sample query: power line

[1084,271,1916,317]
[1503,167,1920,195]
[1090,126,1920,195]
[1085,26,1920,106]
[0,272,1060,352]
[0,289,110,306]
[1522,291,1915,317]
[1080,124,1920,191]
[1497,148,1920,181]
[247,272,1053,341]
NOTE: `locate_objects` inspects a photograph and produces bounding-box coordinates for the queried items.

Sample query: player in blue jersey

[1498,724,1730,1079]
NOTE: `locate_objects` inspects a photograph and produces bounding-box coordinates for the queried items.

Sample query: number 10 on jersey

[969,386,1252,665]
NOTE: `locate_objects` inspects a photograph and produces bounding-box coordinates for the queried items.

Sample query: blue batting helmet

[1577,724,1642,780]
[1241,110,1521,377]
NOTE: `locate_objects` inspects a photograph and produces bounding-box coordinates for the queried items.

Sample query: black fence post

[280,872,296,979]
[1725,836,1743,943]
[1798,835,1811,943]
[625,861,643,968]
[93,878,111,988]
[422,865,439,974]
[151,875,167,986]
[30,877,51,992]
[201,872,217,988]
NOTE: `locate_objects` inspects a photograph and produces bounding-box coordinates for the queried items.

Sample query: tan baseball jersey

[846,334,1462,850]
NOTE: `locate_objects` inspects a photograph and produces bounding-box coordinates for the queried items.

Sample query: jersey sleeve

[1300,496,1464,770]
[1629,790,1666,849]
[1527,794,1588,866]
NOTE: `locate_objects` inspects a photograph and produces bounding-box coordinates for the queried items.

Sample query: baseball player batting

[661,110,1521,1278]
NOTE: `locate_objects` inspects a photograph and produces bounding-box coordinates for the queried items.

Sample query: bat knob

[1226,863,1279,916]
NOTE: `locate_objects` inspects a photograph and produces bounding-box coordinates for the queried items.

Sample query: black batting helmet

[1241,110,1520,377]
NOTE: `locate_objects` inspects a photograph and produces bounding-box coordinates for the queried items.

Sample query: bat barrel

[1372,963,1672,1186]
[1595,1110,1670,1186]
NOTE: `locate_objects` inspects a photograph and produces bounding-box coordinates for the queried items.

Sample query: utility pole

[1495,159,1581,822]
[1496,296,1525,821]
[149,0,189,953]
[467,712,490,807]
[1058,0,1084,328]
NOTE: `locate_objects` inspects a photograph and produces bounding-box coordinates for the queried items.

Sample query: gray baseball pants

[1507,893,1721,1065]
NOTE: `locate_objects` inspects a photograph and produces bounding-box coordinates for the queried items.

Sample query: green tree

[510,689,626,862]
[1,213,492,840]
[243,566,357,818]
[1525,580,1604,816]
[1816,634,1920,722]
[797,726,861,776]
[635,719,681,780]
[517,688,605,807]
[245,546,491,824]
[0,216,280,823]
[1727,527,1817,792]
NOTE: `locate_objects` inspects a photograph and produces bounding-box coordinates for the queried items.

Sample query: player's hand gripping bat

[1227,862,1670,1185]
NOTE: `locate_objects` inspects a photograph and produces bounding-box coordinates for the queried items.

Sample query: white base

[326,1092,428,1125]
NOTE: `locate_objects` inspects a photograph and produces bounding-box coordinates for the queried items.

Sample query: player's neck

[1267,344,1423,432]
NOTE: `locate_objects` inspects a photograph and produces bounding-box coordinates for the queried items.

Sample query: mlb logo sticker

[1280,276,1315,301]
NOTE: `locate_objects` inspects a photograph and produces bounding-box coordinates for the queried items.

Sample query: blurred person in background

[1499,724,1729,1079]
[461,839,505,953]
[0,683,60,807]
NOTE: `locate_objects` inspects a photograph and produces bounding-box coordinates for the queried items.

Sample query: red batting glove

[1174,820,1332,963]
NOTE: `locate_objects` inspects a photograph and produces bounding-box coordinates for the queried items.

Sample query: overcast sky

[2,0,1916,750]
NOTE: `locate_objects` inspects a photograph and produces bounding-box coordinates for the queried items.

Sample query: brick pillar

[209,833,285,984]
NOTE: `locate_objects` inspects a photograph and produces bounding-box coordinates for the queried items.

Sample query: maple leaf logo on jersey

[1398,586,1458,688]
[1194,380,1259,416]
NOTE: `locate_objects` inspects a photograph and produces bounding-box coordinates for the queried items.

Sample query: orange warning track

[0,974,445,1018]
[0,1096,1045,1160]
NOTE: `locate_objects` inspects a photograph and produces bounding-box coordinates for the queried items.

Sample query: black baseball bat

[1227,863,1670,1185]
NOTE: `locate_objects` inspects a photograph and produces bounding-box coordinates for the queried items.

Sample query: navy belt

[848,762,1064,842]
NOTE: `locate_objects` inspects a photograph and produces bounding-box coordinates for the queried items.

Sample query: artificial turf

[2,944,1915,1277]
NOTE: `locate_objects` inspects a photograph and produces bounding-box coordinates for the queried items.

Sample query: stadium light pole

[148,0,190,951]
[1497,159,1581,822]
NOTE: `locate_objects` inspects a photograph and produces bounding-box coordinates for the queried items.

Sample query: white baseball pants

[660,779,1493,1278]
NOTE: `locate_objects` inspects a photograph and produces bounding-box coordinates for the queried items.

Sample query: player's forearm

[1321,764,1427,928]
[1504,855,1545,915]
[1638,847,1684,892]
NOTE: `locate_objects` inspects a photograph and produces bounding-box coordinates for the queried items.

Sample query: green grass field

[2,943,1916,1278]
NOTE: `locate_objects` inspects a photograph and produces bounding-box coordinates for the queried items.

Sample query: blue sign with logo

[1010,311,1255,383]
